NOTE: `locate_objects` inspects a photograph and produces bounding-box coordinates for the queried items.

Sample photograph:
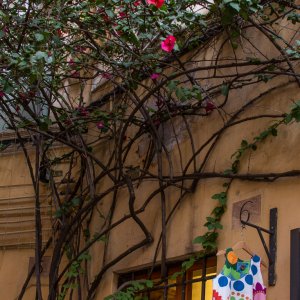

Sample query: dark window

[291,228,300,300]
[118,256,217,300]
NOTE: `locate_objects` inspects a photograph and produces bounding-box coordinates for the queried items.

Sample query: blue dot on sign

[245,274,253,285]
[252,255,260,263]
[251,265,258,275]
[233,280,244,291]
[218,276,228,287]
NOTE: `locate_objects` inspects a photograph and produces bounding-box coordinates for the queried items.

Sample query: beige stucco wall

[0,144,72,300]
[0,16,298,300]
[88,22,300,299]
[90,81,300,300]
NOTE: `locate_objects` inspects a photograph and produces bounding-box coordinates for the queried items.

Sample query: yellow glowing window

[118,256,217,300]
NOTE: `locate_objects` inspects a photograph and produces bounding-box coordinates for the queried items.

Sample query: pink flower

[161,35,176,52]
[71,71,80,78]
[64,119,73,126]
[68,59,76,68]
[77,106,89,117]
[133,1,141,6]
[119,11,127,19]
[74,46,87,53]
[151,73,160,80]
[56,29,63,37]
[101,72,112,79]
[147,0,164,8]
[96,121,105,129]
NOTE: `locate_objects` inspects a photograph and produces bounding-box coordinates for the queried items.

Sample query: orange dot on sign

[227,251,238,265]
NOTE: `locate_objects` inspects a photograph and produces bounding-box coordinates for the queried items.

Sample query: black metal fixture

[290,228,300,300]
[239,201,277,286]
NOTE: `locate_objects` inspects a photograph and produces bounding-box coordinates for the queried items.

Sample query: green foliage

[192,100,300,260]
[59,251,91,300]
[286,40,300,58]
[216,0,262,25]
[287,12,300,24]
[104,280,153,300]
[54,197,81,218]
[0,2,299,300]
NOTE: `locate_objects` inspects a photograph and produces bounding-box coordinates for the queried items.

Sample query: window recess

[118,256,217,300]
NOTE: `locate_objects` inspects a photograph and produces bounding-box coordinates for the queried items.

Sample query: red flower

[161,35,176,52]
[101,72,112,79]
[147,0,164,8]
[68,59,76,69]
[133,1,141,6]
[28,90,36,98]
[119,11,127,19]
[71,71,80,78]
[204,101,216,113]
[77,106,89,117]
[74,46,87,53]
[18,92,28,103]
[0,91,5,99]
[56,29,63,37]
[98,8,111,23]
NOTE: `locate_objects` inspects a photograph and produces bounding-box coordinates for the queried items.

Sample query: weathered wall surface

[0,17,298,300]
[91,83,300,300]
[88,23,300,300]
[0,143,71,300]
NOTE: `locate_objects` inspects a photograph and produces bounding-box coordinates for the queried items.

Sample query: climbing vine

[0,0,299,299]
[193,100,300,255]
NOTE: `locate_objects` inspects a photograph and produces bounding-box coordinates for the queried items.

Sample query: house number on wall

[232,195,261,229]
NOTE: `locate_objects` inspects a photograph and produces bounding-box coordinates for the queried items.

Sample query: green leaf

[144,280,153,288]
[34,33,45,41]
[271,127,277,136]
[241,139,248,148]
[39,122,49,131]
[167,80,179,92]
[170,271,182,280]
[221,84,229,96]
[284,113,293,124]
[193,235,205,244]
[71,197,80,206]
[229,2,240,11]
[182,257,195,271]
[211,192,227,205]
[54,208,63,218]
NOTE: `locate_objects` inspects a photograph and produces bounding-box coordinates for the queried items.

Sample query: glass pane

[191,266,217,300]
[191,269,202,299]
[204,280,213,300]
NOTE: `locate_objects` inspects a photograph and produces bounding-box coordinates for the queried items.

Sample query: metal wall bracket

[239,201,277,286]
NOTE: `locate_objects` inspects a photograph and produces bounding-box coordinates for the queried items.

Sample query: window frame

[117,255,217,300]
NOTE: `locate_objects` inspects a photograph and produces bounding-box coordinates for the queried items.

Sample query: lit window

[118,256,216,300]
